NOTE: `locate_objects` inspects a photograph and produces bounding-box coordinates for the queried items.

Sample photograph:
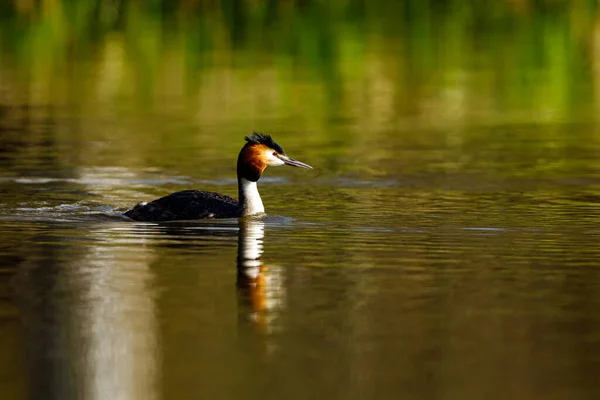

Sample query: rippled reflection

[14,223,160,400]
[8,218,295,399]
[237,219,285,338]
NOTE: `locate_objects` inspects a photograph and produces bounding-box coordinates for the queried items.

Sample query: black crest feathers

[245,132,286,155]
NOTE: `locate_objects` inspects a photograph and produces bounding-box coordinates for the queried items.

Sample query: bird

[124,132,312,221]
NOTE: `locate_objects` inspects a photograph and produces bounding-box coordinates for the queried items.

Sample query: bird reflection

[236,218,285,335]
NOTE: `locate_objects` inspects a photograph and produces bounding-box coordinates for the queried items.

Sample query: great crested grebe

[124,132,312,221]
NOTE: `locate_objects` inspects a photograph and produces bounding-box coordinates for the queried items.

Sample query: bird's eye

[272,152,278,156]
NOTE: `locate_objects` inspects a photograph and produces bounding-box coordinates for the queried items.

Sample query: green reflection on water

[1,0,599,125]
[0,1,599,180]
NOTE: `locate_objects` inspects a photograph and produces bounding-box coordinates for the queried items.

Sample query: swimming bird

[124,132,312,221]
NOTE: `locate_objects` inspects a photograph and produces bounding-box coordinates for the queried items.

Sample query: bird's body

[124,190,240,221]
[124,133,312,222]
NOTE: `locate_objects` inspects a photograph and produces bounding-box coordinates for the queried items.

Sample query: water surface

[2,2,600,399]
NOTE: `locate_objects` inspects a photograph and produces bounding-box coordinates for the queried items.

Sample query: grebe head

[237,132,312,182]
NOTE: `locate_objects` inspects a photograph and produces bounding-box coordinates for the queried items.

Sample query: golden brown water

[2,1,600,399]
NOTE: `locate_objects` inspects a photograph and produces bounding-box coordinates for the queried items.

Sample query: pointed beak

[278,155,313,169]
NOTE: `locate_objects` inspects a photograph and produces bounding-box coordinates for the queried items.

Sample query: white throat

[238,178,265,216]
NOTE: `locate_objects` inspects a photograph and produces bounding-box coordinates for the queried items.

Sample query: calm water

[2,2,600,399]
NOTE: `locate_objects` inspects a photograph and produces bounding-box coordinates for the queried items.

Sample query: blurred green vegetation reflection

[1,0,600,178]
[2,0,599,125]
